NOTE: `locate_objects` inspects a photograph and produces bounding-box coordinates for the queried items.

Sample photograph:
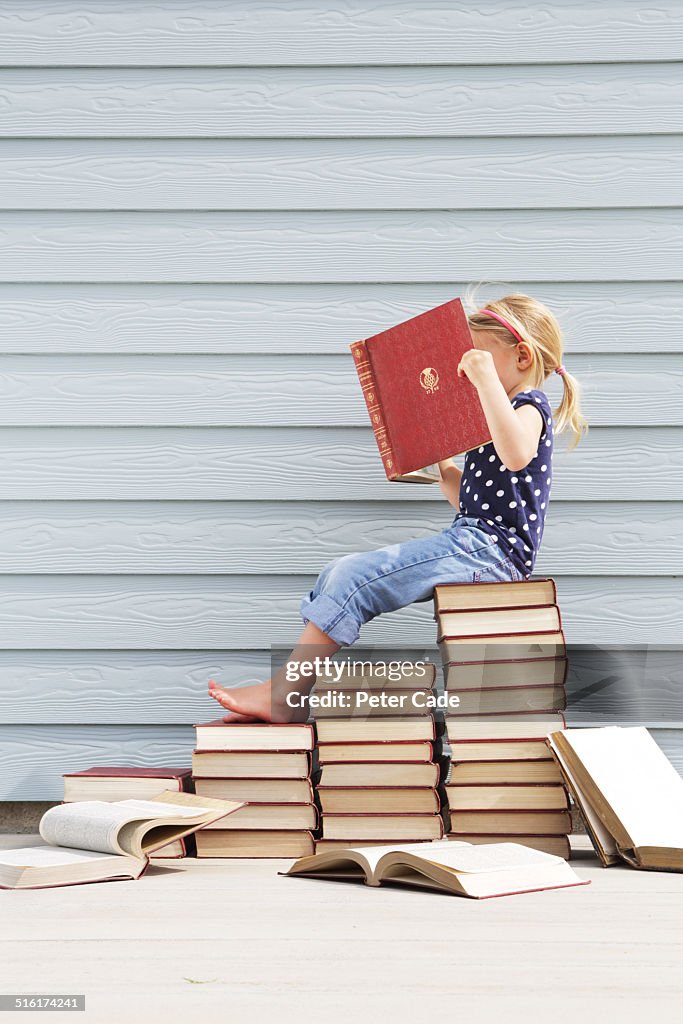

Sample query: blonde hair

[463,283,588,450]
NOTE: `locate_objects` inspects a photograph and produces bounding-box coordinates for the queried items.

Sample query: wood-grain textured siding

[0,2,681,799]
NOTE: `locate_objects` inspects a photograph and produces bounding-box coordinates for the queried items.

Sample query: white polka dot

[496,489,504,497]
[523,544,530,552]
[525,475,532,482]
[466,486,470,493]
[534,396,541,403]
[521,500,527,507]
[545,439,551,447]
[499,464,506,471]
[474,494,479,501]
[495,515,502,522]
[469,462,475,470]
[525,560,531,567]
[509,527,517,534]
[510,537,518,544]
[547,477,551,485]
[522,524,529,531]
[537,527,541,535]
[475,470,482,478]
[485,479,493,486]
[459,502,464,508]
[540,464,547,472]
[534,489,541,496]
[489,454,496,462]
[478,447,484,453]
[529,513,537,521]
[509,501,517,509]
[541,502,546,509]
[511,476,518,483]
[533,451,538,459]
[487,519,494,526]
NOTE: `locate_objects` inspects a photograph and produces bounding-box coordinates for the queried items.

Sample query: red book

[350,297,490,481]
[63,766,192,780]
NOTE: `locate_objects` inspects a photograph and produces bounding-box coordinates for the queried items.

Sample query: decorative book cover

[350,297,491,480]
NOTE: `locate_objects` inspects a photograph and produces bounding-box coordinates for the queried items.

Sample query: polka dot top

[453,388,554,579]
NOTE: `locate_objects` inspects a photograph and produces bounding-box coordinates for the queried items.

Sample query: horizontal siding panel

[0,500,679,575]
[0,353,678,427]
[2,648,683,727]
[0,575,679,648]
[1,210,683,282]
[1,65,682,137]
[0,426,679,501]
[3,137,683,209]
[2,1,682,65]
[0,282,679,354]
[3,724,682,801]
[0,725,194,801]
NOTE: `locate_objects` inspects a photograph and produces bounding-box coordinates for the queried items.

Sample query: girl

[208,289,587,722]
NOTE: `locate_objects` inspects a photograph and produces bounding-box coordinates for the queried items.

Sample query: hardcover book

[193,720,315,752]
[547,726,683,871]
[446,834,571,860]
[317,741,434,764]
[284,839,586,898]
[350,297,491,481]
[317,787,441,814]
[446,784,569,812]
[195,829,315,858]
[0,792,244,890]
[433,578,557,613]
[191,750,314,779]
[62,766,194,803]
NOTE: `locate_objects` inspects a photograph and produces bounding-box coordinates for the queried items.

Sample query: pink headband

[479,308,567,378]
[478,308,526,345]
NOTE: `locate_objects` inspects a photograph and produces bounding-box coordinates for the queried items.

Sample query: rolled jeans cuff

[299,592,360,646]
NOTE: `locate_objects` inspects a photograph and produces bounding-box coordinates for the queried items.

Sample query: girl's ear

[516,341,533,369]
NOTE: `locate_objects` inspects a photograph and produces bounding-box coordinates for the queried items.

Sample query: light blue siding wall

[1,2,682,798]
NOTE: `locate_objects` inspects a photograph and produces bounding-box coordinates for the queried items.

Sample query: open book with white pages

[0,791,244,889]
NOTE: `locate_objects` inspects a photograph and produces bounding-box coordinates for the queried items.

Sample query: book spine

[350,339,397,481]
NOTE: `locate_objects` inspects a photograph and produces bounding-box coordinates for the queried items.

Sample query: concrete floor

[2,834,682,1024]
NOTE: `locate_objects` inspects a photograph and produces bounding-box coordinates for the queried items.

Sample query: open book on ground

[0,791,244,890]
[547,726,683,871]
[282,839,588,899]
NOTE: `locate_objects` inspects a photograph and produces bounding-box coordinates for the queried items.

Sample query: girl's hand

[457,349,498,391]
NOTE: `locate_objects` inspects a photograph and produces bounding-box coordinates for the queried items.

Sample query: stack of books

[312,661,448,850]
[62,766,195,859]
[434,578,572,859]
[191,720,318,858]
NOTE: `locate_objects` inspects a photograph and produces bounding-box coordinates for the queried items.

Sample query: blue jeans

[300,515,523,646]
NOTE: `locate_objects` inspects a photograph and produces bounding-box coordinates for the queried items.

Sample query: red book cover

[63,767,192,780]
[350,297,491,480]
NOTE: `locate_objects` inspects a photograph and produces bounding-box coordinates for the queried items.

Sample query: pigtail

[554,369,588,451]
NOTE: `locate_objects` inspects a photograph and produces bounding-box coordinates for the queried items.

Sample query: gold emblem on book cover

[420,367,439,393]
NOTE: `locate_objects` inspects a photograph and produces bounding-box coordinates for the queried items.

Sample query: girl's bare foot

[207,678,308,723]
[208,621,341,724]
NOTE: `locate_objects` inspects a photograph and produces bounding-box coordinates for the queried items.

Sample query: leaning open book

[547,725,683,871]
[0,791,244,890]
[283,839,587,899]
